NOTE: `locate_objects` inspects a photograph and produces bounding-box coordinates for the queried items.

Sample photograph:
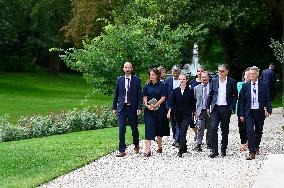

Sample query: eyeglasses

[218,70,225,73]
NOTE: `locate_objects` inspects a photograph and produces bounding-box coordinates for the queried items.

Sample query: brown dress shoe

[116,152,127,157]
[246,153,255,160]
[144,152,151,157]
[256,148,260,155]
[156,148,162,153]
[134,146,140,154]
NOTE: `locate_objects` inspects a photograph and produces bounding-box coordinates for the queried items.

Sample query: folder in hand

[148,98,160,110]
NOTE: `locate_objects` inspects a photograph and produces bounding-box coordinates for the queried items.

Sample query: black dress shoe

[221,150,226,157]
[178,153,182,158]
[209,152,219,158]
[206,144,211,149]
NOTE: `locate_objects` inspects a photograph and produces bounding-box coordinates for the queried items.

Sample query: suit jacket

[261,68,276,99]
[169,86,196,123]
[194,82,210,116]
[112,75,142,112]
[239,80,272,119]
[206,77,237,111]
[165,77,174,109]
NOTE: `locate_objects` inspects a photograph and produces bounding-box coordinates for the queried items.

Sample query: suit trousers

[245,110,264,154]
[177,117,192,154]
[117,104,139,152]
[210,105,231,154]
[196,109,211,145]
[238,118,247,144]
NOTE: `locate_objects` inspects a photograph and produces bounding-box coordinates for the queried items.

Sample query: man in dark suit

[112,62,142,157]
[261,63,276,102]
[165,65,181,147]
[206,64,237,158]
[239,66,272,160]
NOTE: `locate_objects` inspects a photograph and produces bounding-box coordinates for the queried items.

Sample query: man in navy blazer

[261,63,276,101]
[165,65,181,147]
[206,64,237,158]
[239,66,272,160]
[112,62,142,157]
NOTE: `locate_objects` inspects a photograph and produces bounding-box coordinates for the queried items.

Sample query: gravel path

[40,108,284,188]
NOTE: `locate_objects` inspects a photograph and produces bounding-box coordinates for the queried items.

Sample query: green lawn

[0,71,112,122]
[0,126,145,188]
[272,93,283,108]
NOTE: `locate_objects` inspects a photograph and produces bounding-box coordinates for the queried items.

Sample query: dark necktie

[126,78,130,104]
[252,82,256,106]
[203,84,208,101]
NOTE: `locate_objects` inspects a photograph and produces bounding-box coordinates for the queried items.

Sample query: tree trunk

[48,51,60,75]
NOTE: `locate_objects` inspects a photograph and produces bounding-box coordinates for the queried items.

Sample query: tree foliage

[62,0,116,47]
[60,18,207,94]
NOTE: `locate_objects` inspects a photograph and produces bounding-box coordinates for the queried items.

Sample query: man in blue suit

[261,63,276,102]
[206,64,237,158]
[239,66,272,160]
[112,62,142,157]
[165,65,181,147]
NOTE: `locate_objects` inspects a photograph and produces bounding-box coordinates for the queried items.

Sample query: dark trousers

[245,110,264,154]
[117,104,139,152]
[211,105,231,154]
[177,117,191,154]
[238,118,247,144]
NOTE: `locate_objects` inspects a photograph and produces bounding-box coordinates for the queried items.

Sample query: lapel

[258,80,262,100]
[226,77,230,96]
[248,82,251,102]
[215,78,219,91]
[122,76,126,95]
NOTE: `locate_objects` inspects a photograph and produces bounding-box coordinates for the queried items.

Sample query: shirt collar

[125,75,131,80]
[219,77,227,83]
[251,79,258,85]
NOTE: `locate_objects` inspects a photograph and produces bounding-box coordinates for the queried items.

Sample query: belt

[250,109,261,112]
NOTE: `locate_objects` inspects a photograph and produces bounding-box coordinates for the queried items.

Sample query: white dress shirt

[216,77,227,105]
[124,75,131,103]
[251,80,259,109]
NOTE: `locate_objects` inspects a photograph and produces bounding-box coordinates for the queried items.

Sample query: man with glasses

[239,66,272,160]
[206,64,237,158]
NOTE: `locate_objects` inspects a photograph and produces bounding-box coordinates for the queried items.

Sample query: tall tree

[62,0,116,47]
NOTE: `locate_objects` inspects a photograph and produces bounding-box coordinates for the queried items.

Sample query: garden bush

[0,106,117,142]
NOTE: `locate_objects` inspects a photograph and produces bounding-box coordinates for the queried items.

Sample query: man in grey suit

[206,64,237,158]
[194,71,211,151]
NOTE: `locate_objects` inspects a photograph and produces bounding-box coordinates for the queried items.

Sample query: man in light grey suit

[193,71,211,151]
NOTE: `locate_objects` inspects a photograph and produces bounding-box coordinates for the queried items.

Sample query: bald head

[123,62,133,76]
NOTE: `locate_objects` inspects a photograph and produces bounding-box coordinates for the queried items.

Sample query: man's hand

[240,117,244,122]
[112,110,117,115]
[195,113,199,119]
[265,110,270,118]
[137,110,141,115]
[207,109,210,116]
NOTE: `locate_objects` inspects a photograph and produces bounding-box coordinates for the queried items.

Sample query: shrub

[0,106,117,142]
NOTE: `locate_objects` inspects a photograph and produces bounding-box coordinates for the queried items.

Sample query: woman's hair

[242,67,250,81]
[147,68,161,84]
[179,72,188,80]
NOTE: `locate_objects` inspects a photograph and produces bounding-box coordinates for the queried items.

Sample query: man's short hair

[250,66,260,75]
[218,64,229,70]
[172,65,181,72]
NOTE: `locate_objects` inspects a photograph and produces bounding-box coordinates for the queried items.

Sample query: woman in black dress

[167,73,196,157]
[143,68,170,157]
